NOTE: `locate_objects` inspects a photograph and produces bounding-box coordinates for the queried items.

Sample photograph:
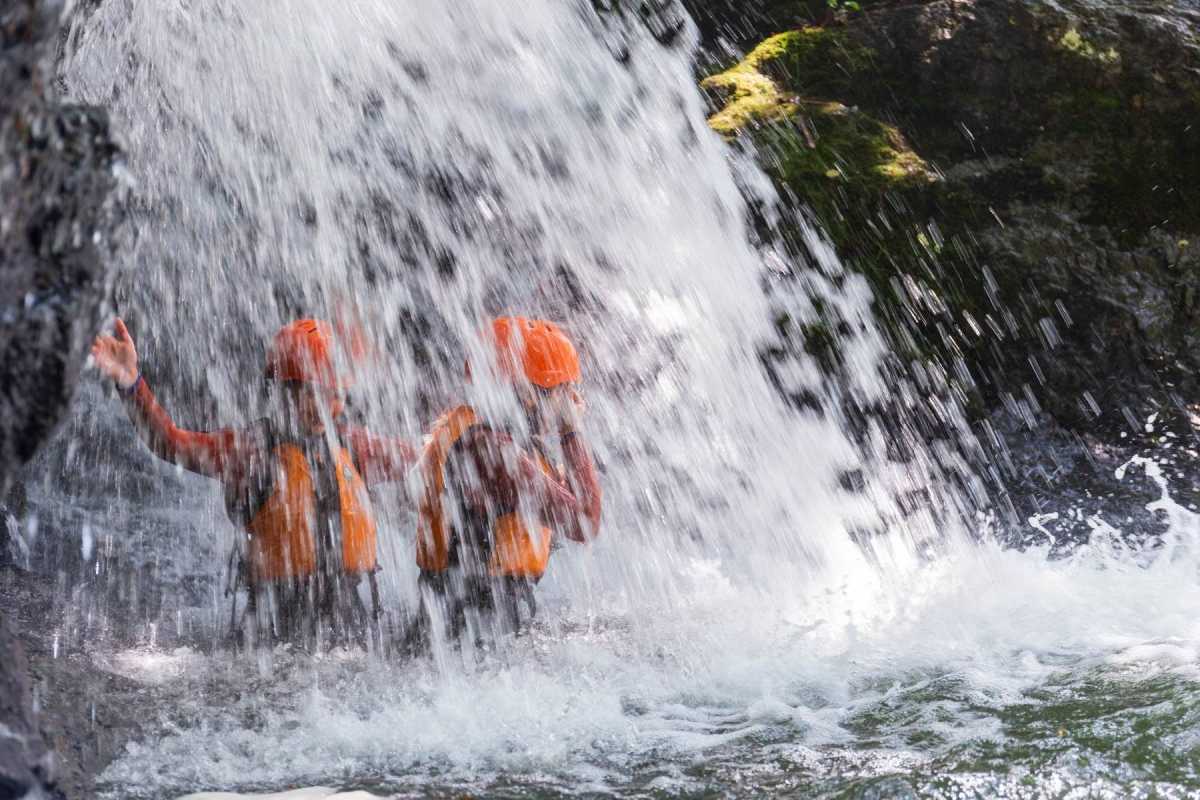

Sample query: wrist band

[123,373,142,395]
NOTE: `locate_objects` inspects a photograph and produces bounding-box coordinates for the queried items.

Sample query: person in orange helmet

[410,316,602,647]
[91,318,416,650]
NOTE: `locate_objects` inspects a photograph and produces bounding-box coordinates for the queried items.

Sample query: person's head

[264,319,348,435]
[485,316,580,433]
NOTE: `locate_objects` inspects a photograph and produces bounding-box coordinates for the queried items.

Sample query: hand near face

[547,384,585,435]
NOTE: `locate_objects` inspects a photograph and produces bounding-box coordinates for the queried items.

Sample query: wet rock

[682,0,844,51]
[850,774,918,800]
[699,26,937,200]
[1,1,120,798]
[0,614,59,800]
[2,566,150,800]
[1,0,120,497]
[697,0,1200,530]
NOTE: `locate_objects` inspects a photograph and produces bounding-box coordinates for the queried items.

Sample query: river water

[13,0,1200,797]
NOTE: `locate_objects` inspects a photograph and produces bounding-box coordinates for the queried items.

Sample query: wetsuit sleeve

[122,377,248,479]
[559,434,602,542]
[345,428,418,486]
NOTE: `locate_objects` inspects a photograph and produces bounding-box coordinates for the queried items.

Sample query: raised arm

[558,432,601,542]
[519,387,602,543]
[93,319,248,479]
[544,386,601,542]
[123,379,244,477]
[512,444,590,535]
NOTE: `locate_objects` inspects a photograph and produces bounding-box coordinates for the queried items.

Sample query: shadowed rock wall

[1,2,119,797]
[694,0,1200,539]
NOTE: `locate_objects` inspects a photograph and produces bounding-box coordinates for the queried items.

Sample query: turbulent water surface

[11,0,1200,797]
[94,515,1200,799]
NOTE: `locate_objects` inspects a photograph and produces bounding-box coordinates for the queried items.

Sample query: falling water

[50,0,946,643]
[11,0,1200,797]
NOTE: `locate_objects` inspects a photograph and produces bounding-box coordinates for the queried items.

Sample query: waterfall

[17,0,1005,795]
[46,0,959,636]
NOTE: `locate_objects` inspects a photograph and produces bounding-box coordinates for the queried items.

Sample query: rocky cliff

[1,1,119,797]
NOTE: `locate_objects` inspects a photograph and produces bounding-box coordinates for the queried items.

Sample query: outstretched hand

[549,385,586,436]
[91,318,139,390]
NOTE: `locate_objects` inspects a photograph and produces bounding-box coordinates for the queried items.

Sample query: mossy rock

[700,27,962,388]
[1056,26,1121,67]
[701,28,878,131]
[701,32,802,132]
[701,28,937,195]
[757,103,935,194]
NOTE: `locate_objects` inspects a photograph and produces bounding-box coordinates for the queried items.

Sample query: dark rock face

[1,0,120,499]
[2,566,148,800]
[682,0,844,51]
[0,613,58,800]
[838,0,1200,422]
[1,2,119,798]
[696,0,1200,538]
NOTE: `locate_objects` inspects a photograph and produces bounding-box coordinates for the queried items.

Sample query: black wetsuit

[410,423,539,648]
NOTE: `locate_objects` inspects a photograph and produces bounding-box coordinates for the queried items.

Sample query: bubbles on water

[92,522,1200,798]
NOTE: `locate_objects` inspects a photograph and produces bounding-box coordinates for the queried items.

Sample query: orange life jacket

[244,442,377,583]
[416,405,555,579]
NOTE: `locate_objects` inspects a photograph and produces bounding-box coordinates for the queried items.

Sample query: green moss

[700,31,948,365]
[702,28,934,190]
[766,26,876,99]
[1058,28,1120,65]
[701,27,881,133]
[701,29,1036,382]
[699,30,832,134]
[701,32,801,134]
[759,102,935,191]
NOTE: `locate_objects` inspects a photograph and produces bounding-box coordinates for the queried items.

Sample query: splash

[18,0,1200,797]
[93,501,1200,797]
[47,0,943,648]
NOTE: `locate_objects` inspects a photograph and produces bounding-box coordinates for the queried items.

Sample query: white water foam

[96,456,1200,797]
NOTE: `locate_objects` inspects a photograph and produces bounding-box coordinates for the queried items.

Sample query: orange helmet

[491,316,581,389]
[264,319,348,389]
